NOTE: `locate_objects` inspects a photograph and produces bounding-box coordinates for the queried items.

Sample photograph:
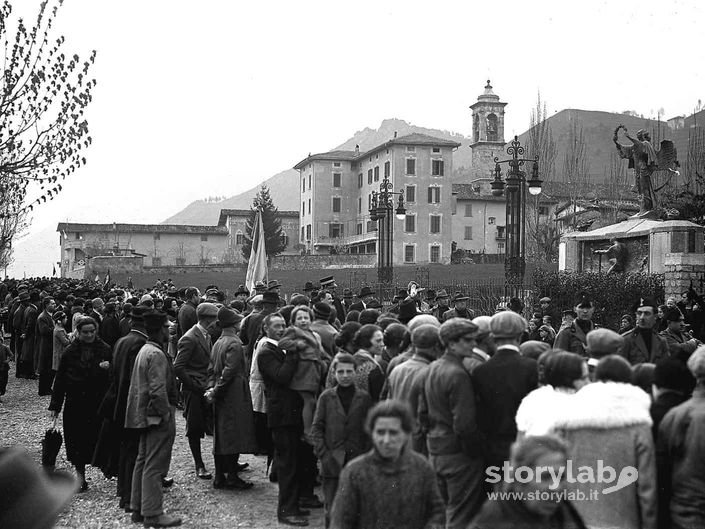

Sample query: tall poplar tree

[241,184,287,260]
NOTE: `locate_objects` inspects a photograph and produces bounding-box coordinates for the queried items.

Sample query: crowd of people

[1,274,705,528]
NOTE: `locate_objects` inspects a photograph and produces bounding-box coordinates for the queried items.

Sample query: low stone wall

[663,254,705,301]
[270,254,376,270]
[89,256,144,275]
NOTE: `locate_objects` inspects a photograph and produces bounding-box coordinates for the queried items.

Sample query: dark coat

[651,390,688,441]
[621,327,670,365]
[473,346,538,468]
[176,301,198,339]
[36,310,54,372]
[49,338,112,465]
[309,319,338,359]
[310,386,372,477]
[239,306,275,368]
[208,328,257,455]
[99,314,121,348]
[20,303,38,366]
[257,339,302,429]
[469,498,587,529]
[554,320,597,357]
[119,316,131,337]
[659,327,699,361]
[174,325,211,393]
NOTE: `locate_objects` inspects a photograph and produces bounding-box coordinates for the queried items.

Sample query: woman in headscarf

[48,316,112,491]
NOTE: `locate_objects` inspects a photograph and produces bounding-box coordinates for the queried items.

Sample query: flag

[52,264,56,277]
[104,269,111,288]
[245,209,267,293]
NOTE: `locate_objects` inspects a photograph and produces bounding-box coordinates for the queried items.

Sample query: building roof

[217,208,299,227]
[294,133,462,169]
[56,222,228,235]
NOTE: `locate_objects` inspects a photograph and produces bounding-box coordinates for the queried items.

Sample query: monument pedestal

[559,219,704,294]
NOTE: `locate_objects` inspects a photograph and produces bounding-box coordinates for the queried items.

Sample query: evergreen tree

[241,184,287,260]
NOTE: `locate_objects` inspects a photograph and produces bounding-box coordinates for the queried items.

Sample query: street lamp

[369,175,406,283]
[490,135,542,296]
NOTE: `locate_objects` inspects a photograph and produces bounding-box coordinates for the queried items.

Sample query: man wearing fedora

[442,294,474,322]
[310,302,338,360]
[348,286,374,313]
[240,291,280,371]
[174,303,219,481]
[320,276,346,321]
[474,311,538,471]
[554,293,598,357]
[621,296,670,365]
[432,290,451,321]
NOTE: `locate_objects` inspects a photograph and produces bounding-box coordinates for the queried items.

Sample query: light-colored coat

[553,381,657,529]
[125,341,176,429]
[208,328,257,455]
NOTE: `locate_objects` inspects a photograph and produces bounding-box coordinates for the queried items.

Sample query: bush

[531,269,664,331]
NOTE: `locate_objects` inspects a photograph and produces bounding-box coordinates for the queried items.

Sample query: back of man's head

[586,328,624,359]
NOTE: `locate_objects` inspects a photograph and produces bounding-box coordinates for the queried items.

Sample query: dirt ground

[0,369,325,529]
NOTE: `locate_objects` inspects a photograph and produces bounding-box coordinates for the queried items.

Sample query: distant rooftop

[294,132,461,169]
[56,222,228,235]
[217,208,299,226]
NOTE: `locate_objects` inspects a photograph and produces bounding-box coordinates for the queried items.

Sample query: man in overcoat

[36,296,56,395]
[621,296,670,365]
[205,307,256,490]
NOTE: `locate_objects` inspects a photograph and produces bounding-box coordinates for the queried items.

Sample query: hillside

[162,119,474,225]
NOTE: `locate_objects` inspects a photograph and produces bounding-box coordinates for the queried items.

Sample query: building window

[497,226,506,239]
[430,245,440,263]
[358,197,362,213]
[432,159,444,176]
[301,226,305,241]
[464,203,472,217]
[427,186,440,204]
[152,256,161,266]
[384,161,390,178]
[356,223,363,235]
[332,197,341,213]
[306,224,311,240]
[430,215,441,234]
[367,220,377,232]
[368,169,373,185]
[236,231,245,245]
[404,245,415,263]
[405,185,416,203]
[153,233,160,240]
[333,173,341,187]
[497,241,505,253]
[432,147,441,153]
[464,226,473,240]
[333,162,341,168]
[407,146,415,152]
[302,201,305,214]
[75,232,81,240]
[358,173,363,188]
[201,235,208,242]
[487,113,498,141]
[329,223,343,238]
[374,166,379,182]
[308,174,311,189]
[404,214,416,233]
[488,216,496,225]
[406,158,416,175]
[302,177,305,193]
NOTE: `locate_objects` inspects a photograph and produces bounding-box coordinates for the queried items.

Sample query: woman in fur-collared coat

[551,355,657,529]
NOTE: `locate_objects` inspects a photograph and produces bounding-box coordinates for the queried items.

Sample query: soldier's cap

[635,296,658,311]
[319,275,336,287]
[664,307,684,322]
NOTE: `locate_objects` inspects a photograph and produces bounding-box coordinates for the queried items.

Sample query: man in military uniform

[554,294,598,357]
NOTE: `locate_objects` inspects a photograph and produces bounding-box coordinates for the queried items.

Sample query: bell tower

[469,80,508,181]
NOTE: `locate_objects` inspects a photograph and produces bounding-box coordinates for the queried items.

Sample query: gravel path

[0,367,325,529]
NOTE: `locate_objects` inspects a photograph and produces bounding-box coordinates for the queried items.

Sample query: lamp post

[490,135,542,296]
[369,175,406,283]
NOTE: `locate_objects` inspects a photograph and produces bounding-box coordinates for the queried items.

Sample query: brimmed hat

[366,299,382,309]
[452,293,469,302]
[262,291,279,305]
[196,302,218,319]
[267,280,282,291]
[18,291,29,301]
[217,307,243,327]
[562,309,577,318]
[539,297,551,304]
[490,311,527,338]
[358,286,374,298]
[342,288,353,299]
[0,447,78,529]
[131,305,150,322]
[303,281,315,292]
[254,281,267,293]
[320,275,336,287]
[425,289,437,301]
[435,289,449,299]
[139,294,154,306]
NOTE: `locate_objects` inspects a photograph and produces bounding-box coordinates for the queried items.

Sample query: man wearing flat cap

[205,307,255,490]
[175,302,219,480]
[660,307,703,361]
[555,293,599,357]
[474,311,538,472]
[421,318,485,526]
[621,296,670,365]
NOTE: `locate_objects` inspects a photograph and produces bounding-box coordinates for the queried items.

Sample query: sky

[8,0,704,276]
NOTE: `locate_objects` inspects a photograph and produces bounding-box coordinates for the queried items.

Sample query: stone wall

[663,254,705,300]
[88,256,144,275]
[270,254,376,270]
